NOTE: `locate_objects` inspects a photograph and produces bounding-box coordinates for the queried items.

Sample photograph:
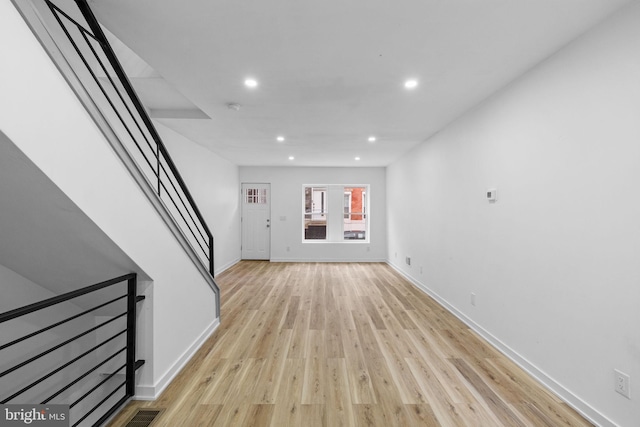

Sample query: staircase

[1,0,223,424]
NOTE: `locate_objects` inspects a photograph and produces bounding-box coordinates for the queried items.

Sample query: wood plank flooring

[107,262,593,427]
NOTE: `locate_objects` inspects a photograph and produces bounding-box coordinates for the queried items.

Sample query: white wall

[156,122,241,275]
[387,3,640,426]
[1,2,218,399]
[240,167,387,262]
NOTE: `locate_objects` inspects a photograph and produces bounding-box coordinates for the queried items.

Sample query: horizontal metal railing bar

[157,155,208,237]
[42,345,127,405]
[72,379,125,427]
[74,0,216,266]
[158,161,209,246]
[92,395,130,427]
[70,27,159,176]
[1,328,127,404]
[48,5,160,180]
[159,179,209,256]
[81,33,158,156]
[160,189,208,256]
[0,294,127,352]
[134,360,145,370]
[45,0,99,43]
[136,296,145,303]
[71,363,125,409]
[0,273,134,324]
[0,312,127,378]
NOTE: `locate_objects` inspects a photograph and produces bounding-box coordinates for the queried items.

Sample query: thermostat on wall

[486,188,497,202]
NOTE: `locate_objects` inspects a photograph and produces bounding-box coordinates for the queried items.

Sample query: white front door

[241,183,271,260]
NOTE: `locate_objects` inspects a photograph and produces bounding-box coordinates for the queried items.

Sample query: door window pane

[245,188,267,204]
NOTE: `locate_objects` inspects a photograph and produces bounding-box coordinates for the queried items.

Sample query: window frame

[302,184,369,243]
[303,186,329,241]
[342,186,367,241]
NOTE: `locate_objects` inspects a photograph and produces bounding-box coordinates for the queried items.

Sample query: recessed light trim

[277,136,285,142]
[288,156,295,160]
[244,78,258,88]
[404,79,418,89]
[355,157,361,161]
[368,136,376,142]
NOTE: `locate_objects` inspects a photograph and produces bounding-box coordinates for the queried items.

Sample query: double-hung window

[303,185,368,242]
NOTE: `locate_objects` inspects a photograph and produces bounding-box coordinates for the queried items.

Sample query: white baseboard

[215,257,240,276]
[270,258,387,263]
[134,317,220,400]
[386,260,617,427]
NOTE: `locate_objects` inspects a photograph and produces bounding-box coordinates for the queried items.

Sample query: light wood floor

[107,262,593,426]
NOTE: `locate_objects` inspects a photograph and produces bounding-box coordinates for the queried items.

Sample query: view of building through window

[304,186,327,239]
[343,187,366,240]
[304,185,368,241]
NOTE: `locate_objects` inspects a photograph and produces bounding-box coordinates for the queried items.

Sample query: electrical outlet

[615,369,631,399]
[486,188,497,202]
[471,293,476,306]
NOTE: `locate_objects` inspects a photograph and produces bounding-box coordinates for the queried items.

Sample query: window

[343,187,366,240]
[304,186,327,239]
[245,188,267,204]
[303,185,369,242]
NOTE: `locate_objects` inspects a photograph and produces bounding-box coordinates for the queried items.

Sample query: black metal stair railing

[0,274,144,427]
[42,0,217,283]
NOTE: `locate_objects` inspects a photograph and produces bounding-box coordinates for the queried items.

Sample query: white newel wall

[1,3,219,399]
[387,4,640,426]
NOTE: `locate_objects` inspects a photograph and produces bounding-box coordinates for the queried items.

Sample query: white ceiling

[90,0,631,167]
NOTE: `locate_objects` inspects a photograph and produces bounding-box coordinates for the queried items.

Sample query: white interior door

[241,183,271,260]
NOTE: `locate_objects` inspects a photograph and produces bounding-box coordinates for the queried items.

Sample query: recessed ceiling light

[404,79,418,89]
[277,136,285,142]
[368,136,376,142]
[244,78,258,88]
[355,157,361,161]
[288,156,295,160]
